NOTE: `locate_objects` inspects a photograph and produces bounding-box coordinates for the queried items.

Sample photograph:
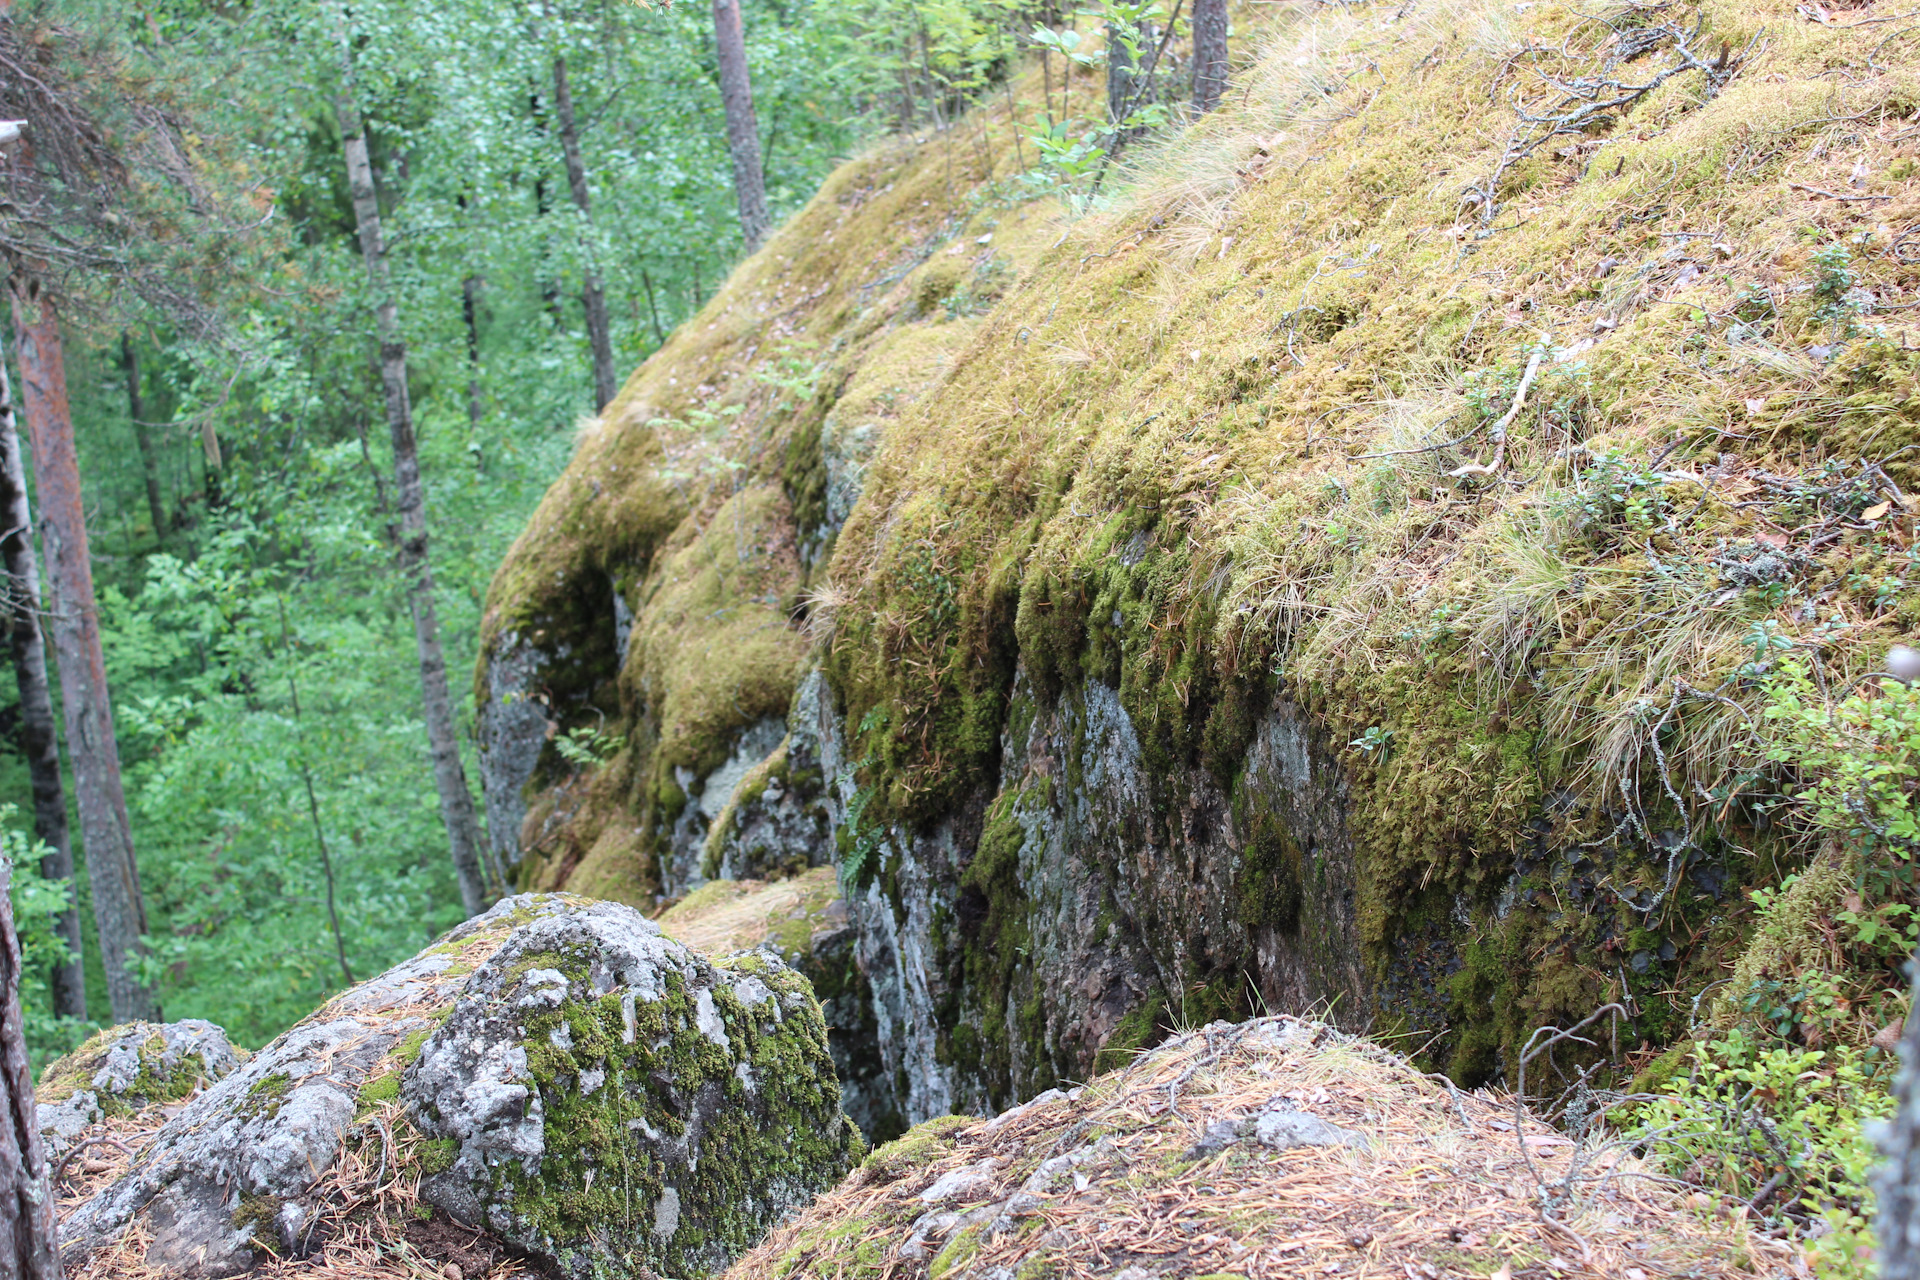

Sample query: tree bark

[332,65,493,919]
[0,847,61,1280]
[10,279,158,1023]
[122,333,166,544]
[1107,19,1140,124]
[711,0,769,253]
[461,274,485,432]
[0,342,84,1020]
[1879,965,1920,1280]
[551,55,618,412]
[1191,0,1228,114]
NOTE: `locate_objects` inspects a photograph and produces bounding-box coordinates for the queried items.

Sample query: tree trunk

[0,343,84,1020]
[10,279,158,1024]
[1879,966,1920,1280]
[1107,20,1138,124]
[122,333,166,545]
[551,55,618,412]
[711,0,769,252]
[461,275,485,432]
[0,847,61,1280]
[332,67,493,919]
[1191,0,1228,114]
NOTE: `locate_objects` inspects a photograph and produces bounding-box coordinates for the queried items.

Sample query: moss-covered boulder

[58,894,858,1279]
[659,867,903,1144]
[36,1020,244,1158]
[405,895,863,1279]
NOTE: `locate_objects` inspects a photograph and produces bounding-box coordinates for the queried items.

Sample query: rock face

[36,1021,245,1158]
[58,894,859,1280]
[406,897,863,1280]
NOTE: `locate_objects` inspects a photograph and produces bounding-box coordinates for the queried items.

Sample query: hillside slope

[478,0,1920,1134]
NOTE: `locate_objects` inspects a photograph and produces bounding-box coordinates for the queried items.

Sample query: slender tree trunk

[332,66,492,919]
[551,55,618,411]
[0,349,84,1020]
[461,275,485,432]
[122,333,166,545]
[10,281,157,1024]
[711,0,769,252]
[1107,20,1138,124]
[640,268,666,347]
[1191,0,1228,114]
[1880,962,1920,1280]
[0,849,60,1280]
[277,599,353,987]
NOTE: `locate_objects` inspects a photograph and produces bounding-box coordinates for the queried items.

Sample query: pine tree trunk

[551,55,618,412]
[0,344,84,1020]
[711,0,769,252]
[10,280,157,1024]
[332,72,492,919]
[1191,0,1228,114]
[122,333,166,545]
[0,847,61,1280]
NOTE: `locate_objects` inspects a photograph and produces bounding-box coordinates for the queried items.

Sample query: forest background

[0,0,1033,1062]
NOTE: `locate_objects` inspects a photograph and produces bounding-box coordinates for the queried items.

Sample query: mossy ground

[493,86,1064,909]
[35,1023,229,1116]
[816,0,1920,1080]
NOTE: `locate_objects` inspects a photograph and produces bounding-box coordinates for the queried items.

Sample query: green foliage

[1627,1032,1892,1279]
[553,724,627,768]
[2,808,90,1066]
[1763,655,1920,858]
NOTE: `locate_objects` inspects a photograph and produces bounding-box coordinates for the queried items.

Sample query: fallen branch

[1450,347,1543,477]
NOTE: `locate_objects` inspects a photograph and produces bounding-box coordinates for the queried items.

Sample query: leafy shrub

[1627,1031,1891,1280]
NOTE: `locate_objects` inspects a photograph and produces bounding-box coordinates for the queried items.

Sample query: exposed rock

[657,867,902,1142]
[58,894,859,1280]
[36,1020,245,1158]
[723,1016,1806,1280]
[405,895,862,1280]
[475,630,559,872]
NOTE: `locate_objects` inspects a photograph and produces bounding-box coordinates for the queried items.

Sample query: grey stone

[475,630,560,871]
[36,1020,245,1159]
[404,895,862,1280]
[58,894,860,1280]
[1253,1101,1367,1152]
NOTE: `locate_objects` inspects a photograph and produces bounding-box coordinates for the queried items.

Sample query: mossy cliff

[478,0,1920,1127]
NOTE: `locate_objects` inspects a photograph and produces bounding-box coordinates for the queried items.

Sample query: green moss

[1094,994,1167,1075]
[484,954,860,1277]
[863,1113,976,1181]
[420,1137,458,1175]
[230,1192,282,1240]
[242,1071,293,1120]
[356,1070,401,1115]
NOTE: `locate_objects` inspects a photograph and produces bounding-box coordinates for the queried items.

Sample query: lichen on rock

[405,895,863,1279]
[36,1020,245,1158]
[57,893,858,1280]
